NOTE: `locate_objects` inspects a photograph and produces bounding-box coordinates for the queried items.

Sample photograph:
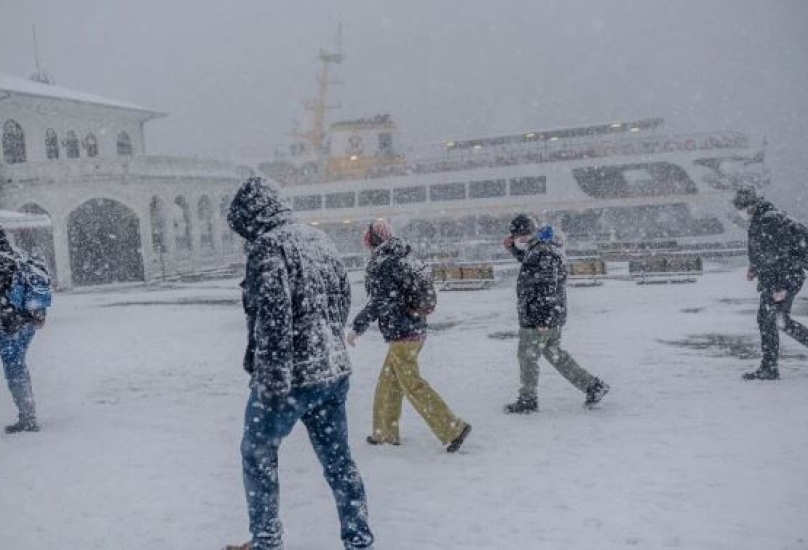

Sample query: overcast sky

[2,0,807,208]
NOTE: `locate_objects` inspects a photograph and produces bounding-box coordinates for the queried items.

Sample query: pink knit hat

[363,220,394,248]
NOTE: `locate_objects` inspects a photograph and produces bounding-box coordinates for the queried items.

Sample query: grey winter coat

[228,177,352,397]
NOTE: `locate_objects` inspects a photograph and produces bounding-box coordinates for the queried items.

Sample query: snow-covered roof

[0,209,52,230]
[0,72,166,118]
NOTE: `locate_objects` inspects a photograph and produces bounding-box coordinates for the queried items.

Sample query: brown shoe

[223,543,250,550]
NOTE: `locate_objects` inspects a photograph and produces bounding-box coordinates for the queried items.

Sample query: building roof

[0,72,166,118]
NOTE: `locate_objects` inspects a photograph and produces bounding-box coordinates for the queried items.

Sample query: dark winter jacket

[747,201,806,292]
[352,237,427,342]
[229,177,352,397]
[509,239,568,329]
[0,232,31,333]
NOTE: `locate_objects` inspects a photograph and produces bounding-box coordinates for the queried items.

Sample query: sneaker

[503,397,538,414]
[4,420,40,434]
[584,378,610,408]
[446,423,472,453]
[366,435,400,446]
[742,368,780,380]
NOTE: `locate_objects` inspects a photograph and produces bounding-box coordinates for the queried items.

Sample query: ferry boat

[260,45,768,266]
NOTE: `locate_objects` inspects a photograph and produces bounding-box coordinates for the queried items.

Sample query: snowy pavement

[1,268,807,550]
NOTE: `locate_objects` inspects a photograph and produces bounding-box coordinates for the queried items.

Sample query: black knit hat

[509,214,537,237]
[732,185,762,210]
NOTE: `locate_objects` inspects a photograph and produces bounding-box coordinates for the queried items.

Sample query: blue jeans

[241,377,373,550]
[0,324,37,423]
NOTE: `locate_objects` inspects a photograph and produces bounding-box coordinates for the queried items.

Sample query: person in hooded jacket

[0,227,42,434]
[503,215,610,413]
[733,186,808,380]
[226,177,373,550]
[346,220,471,453]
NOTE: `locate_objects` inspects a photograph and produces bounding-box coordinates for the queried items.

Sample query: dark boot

[503,397,538,414]
[5,419,40,434]
[447,423,472,453]
[584,378,610,408]
[366,435,400,446]
[742,368,780,380]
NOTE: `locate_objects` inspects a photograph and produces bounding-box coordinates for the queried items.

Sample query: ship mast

[298,24,344,156]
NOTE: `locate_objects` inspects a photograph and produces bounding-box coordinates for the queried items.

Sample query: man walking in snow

[733,186,808,380]
[227,177,373,550]
[346,220,471,453]
[0,228,43,434]
[503,215,609,413]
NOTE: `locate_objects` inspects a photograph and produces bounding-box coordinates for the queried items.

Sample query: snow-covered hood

[227,177,293,241]
[375,237,410,260]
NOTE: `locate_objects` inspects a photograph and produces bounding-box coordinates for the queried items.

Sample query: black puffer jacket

[228,177,352,397]
[352,237,427,342]
[509,240,568,329]
[748,201,806,292]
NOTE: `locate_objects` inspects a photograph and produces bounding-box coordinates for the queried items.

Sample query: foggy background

[2,0,806,212]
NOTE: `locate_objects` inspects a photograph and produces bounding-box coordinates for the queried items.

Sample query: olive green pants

[372,340,466,445]
[517,327,595,402]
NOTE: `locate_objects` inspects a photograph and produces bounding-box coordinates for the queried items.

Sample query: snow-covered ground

[2,267,807,550]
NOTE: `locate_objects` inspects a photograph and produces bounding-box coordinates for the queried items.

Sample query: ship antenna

[30,24,56,85]
[299,24,344,156]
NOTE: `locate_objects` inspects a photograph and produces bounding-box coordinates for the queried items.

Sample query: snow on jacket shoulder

[515,241,568,329]
[352,237,427,342]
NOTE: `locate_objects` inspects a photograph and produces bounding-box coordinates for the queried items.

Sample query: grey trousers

[517,326,596,401]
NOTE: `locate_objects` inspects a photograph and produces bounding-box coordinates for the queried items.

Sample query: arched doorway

[67,198,144,286]
[16,204,57,281]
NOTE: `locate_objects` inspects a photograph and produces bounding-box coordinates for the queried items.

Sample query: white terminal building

[0,72,249,288]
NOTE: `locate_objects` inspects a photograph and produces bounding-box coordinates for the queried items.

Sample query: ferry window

[393,186,427,204]
[293,194,323,211]
[64,131,80,158]
[2,119,27,164]
[85,133,99,157]
[378,133,394,156]
[572,162,696,199]
[469,179,506,199]
[358,189,390,206]
[117,131,133,156]
[325,192,356,209]
[430,182,466,201]
[510,176,546,196]
[45,129,59,160]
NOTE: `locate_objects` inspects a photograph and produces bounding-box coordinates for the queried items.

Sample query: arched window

[85,133,98,157]
[2,119,27,164]
[63,131,80,158]
[45,129,59,160]
[117,131,132,156]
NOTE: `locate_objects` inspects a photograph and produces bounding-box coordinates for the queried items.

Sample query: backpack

[402,257,437,317]
[783,215,808,270]
[8,253,53,325]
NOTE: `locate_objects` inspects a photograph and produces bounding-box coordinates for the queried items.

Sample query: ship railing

[301,130,750,184]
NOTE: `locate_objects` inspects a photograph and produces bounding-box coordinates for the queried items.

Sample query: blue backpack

[8,253,53,317]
